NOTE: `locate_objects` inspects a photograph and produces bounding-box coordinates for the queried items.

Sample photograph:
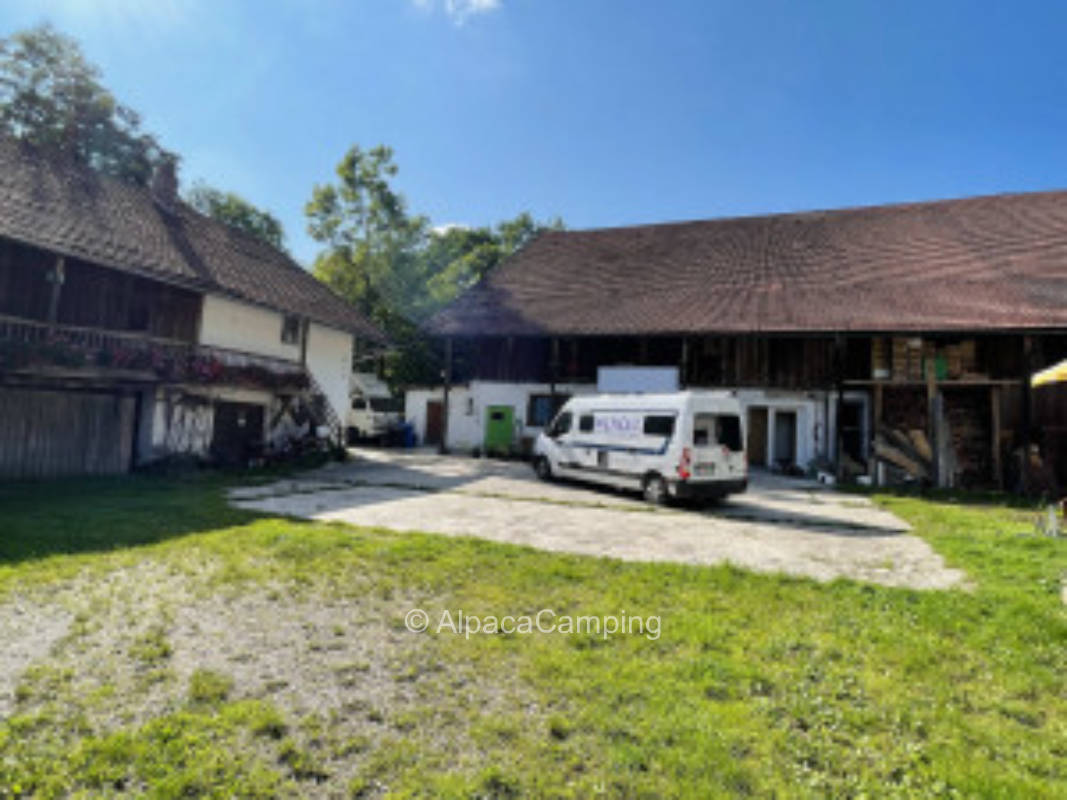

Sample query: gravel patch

[0,597,71,718]
[0,557,536,791]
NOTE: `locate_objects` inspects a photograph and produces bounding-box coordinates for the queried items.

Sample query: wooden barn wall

[1033,384,1067,488]
[0,388,136,478]
[468,335,841,387]
[0,236,200,341]
[942,387,993,488]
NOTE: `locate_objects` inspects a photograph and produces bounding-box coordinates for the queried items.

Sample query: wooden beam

[1021,335,1033,449]
[926,358,941,487]
[833,335,844,479]
[45,255,65,325]
[440,337,452,454]
[549,336,560,402]
[991,385,1003,489]
[874,436,931,480]
[869,383,883,482]
[299,318,310,366]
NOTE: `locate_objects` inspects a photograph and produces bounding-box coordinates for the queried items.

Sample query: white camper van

[347,372,402,444]
[532,391,747,504]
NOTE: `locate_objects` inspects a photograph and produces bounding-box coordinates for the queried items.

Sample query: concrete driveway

[229,448,965,590]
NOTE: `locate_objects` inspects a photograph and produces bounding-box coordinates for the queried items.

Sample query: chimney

[150,156,179,215]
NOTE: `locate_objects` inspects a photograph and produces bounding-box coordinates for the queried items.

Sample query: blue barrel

[402,423,416,448]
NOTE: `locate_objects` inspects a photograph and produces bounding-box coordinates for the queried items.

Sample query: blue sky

[3,0,1067,265]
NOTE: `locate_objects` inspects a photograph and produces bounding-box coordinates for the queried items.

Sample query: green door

[484,405,515,454]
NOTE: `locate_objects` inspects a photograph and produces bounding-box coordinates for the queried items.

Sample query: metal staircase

[303,370,345,447]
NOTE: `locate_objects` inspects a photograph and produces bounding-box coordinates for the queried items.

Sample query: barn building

[414,190,1067,491]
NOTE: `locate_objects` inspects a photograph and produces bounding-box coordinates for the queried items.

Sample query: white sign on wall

[597,366,679,394]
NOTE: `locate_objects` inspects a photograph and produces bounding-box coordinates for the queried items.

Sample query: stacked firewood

[873,426,934,482]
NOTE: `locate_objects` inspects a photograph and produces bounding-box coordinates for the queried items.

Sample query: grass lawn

[0,474,1064,798]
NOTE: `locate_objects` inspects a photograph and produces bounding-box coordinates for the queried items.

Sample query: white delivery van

[346,372,402,444]
[532,391,747,504]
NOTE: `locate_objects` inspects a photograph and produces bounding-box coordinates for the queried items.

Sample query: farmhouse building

[0,139,384,478]
[416,191,1067,490]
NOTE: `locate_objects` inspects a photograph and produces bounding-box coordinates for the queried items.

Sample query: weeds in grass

[187,669,234,705]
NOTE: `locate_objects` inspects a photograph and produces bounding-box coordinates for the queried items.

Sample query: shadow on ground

[0,473,260,565]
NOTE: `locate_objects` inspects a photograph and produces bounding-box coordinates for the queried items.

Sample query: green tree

[422,213,563,315]
[307,144,562,386]
[306,145,428,324]
[187,183,286,250]
[0,24,171,185]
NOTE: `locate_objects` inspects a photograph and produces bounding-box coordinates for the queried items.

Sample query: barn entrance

[773,410,798,469]
[425,400,444,446]
[747,406,768,466]
[0,387,137,478]
[210,402,265,466]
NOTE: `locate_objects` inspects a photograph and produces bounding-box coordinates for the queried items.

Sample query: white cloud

[414,0,501,25]
[433,223,471,234]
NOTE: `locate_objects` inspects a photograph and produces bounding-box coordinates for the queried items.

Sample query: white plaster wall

[305,322,354,423]
[198,295,354,424]
[404,382,851,469]
[147,389,215,458]
[405,381,596,451]
[734,389,826,469]
[143,385,276,462]
[198,294,301,362]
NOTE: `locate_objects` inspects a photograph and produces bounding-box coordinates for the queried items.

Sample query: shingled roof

[0,139,385,341]
[425,191,1067,337]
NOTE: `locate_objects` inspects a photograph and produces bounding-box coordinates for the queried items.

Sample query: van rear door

[692,413,746,480]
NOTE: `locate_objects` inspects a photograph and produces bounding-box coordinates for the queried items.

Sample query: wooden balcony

[0,313,309,391]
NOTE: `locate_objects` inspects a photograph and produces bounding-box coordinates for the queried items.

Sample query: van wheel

[534,456,553,482]
[642,473,669,505]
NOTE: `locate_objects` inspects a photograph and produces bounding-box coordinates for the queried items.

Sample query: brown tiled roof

[0,139,385,341]
[426,191,1067,336]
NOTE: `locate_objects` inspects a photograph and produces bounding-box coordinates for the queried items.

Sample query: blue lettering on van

[593,414,643,437]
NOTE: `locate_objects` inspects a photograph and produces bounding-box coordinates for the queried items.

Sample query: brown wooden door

[210,402,265,466]
[425,400,444,446]
[747,406,768,467]
[0,388,135,478]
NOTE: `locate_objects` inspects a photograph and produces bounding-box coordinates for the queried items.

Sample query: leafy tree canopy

[187,183,286,251]
[307,144,562,385]
[307,145,429,324]
[0,24,172,185]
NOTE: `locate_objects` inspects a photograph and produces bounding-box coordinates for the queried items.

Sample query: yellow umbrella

[1031,358,1067,388]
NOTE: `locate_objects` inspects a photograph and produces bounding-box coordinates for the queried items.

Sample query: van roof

[563,390,740,409]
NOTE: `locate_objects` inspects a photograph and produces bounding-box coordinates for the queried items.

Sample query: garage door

[0,388,136,479]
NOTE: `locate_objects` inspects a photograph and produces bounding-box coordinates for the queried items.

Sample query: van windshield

[694,413,743,451]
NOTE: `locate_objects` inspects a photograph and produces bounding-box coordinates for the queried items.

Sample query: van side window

[643,415,675,436]
[717,415,743,451]
[352,398,367,410]
[578,414,594,433]
[548,412,572,438]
